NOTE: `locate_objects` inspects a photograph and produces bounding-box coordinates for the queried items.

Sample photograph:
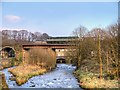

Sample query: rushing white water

[1,64,82,89]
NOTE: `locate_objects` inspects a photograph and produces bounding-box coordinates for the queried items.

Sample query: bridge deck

[22,44,73,49]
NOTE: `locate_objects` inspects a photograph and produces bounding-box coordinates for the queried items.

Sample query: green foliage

[105,73,115,80]
[11,58,14,66]
[18,52,22,64]
[74,69,95,79]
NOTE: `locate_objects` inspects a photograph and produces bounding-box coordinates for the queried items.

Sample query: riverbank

[74,69,119,89]
[0,58,20,70]
[8,64,46,85]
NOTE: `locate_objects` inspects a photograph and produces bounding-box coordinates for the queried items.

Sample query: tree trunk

[98,32,102,79]
[106,51,109,74]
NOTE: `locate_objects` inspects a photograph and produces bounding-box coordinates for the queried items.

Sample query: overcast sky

[1,2,118,36]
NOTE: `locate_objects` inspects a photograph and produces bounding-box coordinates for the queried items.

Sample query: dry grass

[80,76,118,88]
[8,64,46,85]
[0,59,13,70]
[74,70,119,89]
[0,58,21,70]
[0,60,11,69]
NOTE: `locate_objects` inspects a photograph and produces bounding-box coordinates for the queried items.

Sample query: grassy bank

[8,64,46,85]
[74,69,119,89]
[0,58,19,70]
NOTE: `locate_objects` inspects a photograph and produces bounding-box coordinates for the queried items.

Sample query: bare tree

[12,30,18,40]
[70,25,88,67]
[97,29,102,79]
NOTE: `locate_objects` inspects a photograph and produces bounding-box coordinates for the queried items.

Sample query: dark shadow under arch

[1,46,15,58]
[56,58,66,63]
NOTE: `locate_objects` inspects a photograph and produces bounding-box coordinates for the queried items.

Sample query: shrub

[28,48,56,69]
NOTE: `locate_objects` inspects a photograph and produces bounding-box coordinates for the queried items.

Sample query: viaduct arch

[0,46,15,58]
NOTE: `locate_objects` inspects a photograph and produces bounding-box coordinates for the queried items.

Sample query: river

[1,64,82,89]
